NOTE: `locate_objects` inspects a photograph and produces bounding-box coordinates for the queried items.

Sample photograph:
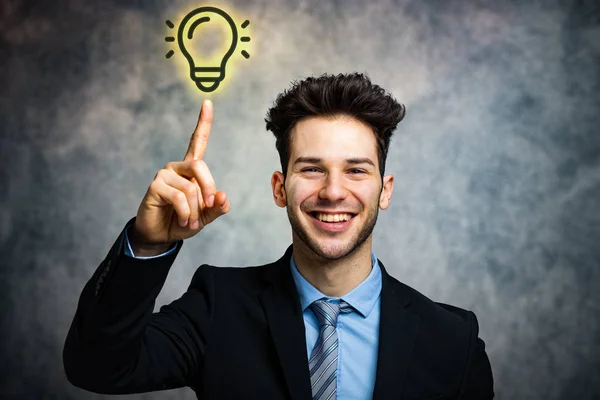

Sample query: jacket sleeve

[63,216,215,394]
[458,311,495,399]
[123,221,179,259]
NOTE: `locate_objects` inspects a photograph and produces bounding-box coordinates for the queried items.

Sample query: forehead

[290,115,377,158]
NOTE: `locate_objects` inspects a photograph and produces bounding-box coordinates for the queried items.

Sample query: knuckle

[184,183,196,196]
[164,161,175,170]
[195,132,209,143]
[174,191,187,204]
[155,169,167,179]
[149,180,160,192]
[190,159,205,171]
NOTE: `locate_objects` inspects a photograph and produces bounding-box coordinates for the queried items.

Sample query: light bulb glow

[165,6,251,93]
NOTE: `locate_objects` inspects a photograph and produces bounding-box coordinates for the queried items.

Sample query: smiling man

[274,115,387,298]
[64,73,494,399]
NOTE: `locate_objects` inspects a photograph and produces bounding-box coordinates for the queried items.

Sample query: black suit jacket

[63,217,494,399]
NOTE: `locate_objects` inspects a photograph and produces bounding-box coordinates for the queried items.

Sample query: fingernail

[180,218,188,227]
[190,220,199,229]
[207,195,215,208]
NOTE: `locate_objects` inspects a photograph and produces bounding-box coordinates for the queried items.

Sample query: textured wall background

[1,0,599,398]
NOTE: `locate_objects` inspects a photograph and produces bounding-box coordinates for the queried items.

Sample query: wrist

[128,225,174,257]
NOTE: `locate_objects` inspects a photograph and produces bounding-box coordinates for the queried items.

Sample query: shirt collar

[289,250,382,318]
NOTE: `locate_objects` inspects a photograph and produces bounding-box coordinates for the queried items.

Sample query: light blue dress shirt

[123,222,180,259]
[123,222,382,399]
[289,252,381,399]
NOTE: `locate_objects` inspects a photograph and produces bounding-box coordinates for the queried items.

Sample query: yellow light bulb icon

[165,6,250,92]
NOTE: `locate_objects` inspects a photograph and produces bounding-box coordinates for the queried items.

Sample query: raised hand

[130,100,230,253]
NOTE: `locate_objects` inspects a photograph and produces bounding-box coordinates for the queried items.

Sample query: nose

[318,172,349,202]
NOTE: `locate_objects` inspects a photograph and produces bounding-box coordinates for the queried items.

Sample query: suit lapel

[257,248,420,400]
[258,245,312,400]
[372,261,421,400]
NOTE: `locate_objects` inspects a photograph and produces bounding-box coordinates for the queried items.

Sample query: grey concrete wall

[1,0,599,398]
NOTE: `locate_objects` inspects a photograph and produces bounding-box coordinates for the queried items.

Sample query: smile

[306,211,357,232]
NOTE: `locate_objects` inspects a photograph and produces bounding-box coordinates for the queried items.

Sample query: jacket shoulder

[387,277,480,348]
[186,259,279,293]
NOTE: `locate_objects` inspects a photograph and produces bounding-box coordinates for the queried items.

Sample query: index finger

[184,99,213,161]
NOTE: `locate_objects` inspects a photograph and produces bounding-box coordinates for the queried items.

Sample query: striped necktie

[309,299,353,400]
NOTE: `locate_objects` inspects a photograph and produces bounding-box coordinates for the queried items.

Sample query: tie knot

[310,299,353,327]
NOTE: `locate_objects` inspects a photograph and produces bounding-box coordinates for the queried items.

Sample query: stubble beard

[287,200,379,262]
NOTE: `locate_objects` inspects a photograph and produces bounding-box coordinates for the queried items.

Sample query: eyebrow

[293,156,376,168]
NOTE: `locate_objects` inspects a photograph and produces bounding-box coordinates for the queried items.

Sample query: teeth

[314,213,353,222]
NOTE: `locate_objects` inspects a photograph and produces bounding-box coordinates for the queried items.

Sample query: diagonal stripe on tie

[313,368,337,400]
[309,328,336,363]
[311,353,337,389]
[308,299,354,400]
[310,340,338,378]
[325,387,337,400]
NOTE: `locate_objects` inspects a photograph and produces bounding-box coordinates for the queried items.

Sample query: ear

[271,171,287,208]
[379,174,394,210]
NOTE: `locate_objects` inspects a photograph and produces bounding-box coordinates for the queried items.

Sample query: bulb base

[195,79,221,92]
[191,67,223,92]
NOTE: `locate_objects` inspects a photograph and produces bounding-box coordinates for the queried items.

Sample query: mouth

[306,211,357,232]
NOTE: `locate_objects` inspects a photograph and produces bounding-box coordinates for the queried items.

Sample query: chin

[304,235,360,262]
[314,243,347,257]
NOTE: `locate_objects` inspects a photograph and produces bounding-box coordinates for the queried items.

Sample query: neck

[292,236,374,297]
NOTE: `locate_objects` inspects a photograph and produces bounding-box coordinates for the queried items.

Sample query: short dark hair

[265,72,406,184]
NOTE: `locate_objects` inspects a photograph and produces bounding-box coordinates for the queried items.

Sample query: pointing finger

[184,99,213,161]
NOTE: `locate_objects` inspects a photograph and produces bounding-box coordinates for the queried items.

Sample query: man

[63,73,494,399]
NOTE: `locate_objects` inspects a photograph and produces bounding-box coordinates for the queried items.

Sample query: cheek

[355,185,378,201]
[363,193,382,211]
[287,183,314,201]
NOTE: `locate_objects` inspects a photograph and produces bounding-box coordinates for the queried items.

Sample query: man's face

[271,115,394,261]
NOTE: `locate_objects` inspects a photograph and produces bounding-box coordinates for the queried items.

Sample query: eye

[301,168,366,174]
